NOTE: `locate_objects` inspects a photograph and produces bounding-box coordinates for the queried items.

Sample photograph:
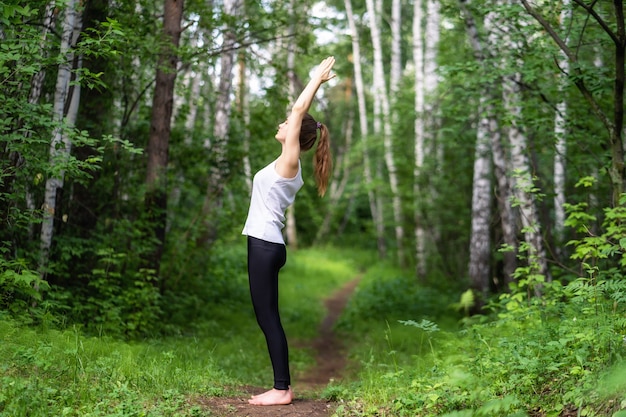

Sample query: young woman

[241,56,336,406]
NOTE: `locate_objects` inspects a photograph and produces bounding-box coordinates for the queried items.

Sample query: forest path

[194,276,361,416]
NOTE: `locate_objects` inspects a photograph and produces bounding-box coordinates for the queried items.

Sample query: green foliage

[566,193,626,271]
[338,262,458,333]
[160,238,250,333]
[0,0,148,336]
[0,255,49,322]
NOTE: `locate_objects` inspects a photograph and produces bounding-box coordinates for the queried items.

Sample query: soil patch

[192,277,360,416]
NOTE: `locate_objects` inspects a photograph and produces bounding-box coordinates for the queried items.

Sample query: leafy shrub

[160,238,250,332]
[338,267,457,331]
[0,256,50,323]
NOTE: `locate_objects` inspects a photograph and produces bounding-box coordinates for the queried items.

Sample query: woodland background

[1,0,626,416]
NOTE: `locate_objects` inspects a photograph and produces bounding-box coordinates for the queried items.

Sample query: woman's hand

[314,56,336,84]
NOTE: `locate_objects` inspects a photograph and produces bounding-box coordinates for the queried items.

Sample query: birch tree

[413,0,426,278]
[459,0,517,290]
[28,2,56,106]
[344,0,386,257]
[499,2,549,282]
[316,78,355,241]
[25,2,57,239]
[40,0,83,275]
[424,0,440,177]
[238,52,252,193]
[552,0,572,248]
[390,0,402,97]
[458,0,495,298]
[197,0,241,246]
[413,0,441,278]
[366,0,404,263]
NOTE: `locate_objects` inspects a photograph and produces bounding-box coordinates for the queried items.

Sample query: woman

[241,56,336,406]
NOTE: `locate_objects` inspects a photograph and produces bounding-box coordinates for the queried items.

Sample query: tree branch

[520,0,613,134]
[572,0,620,44]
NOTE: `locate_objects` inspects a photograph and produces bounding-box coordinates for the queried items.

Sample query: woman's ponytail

[314,123,332,197]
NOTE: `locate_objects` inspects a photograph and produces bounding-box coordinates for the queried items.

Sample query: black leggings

[247,236,290,390]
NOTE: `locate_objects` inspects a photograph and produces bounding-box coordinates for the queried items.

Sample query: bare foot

[248,387,293,405]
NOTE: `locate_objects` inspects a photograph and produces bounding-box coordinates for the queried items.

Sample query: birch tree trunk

[238,52,252,193]
[458,0,493,298]
[366,0,404,264]
[169,34,202,220]
[198,0,240,246]
[424,0,440,188]
[390,0,402,97]
[421,0,442,274]
[499,6,549,282]
[29,2,56,106]
[468,95,494,301]
[553,0,572,251]
[316,78,354,242]
[25,2,56,240]
[40,0,82,276]
[344,0,386,258]
[184,35,203,145]
[413,0,427,278]
[460,0,517,288]
[390,0,406,267]
[145,0,184,276]
[413,0,441,279]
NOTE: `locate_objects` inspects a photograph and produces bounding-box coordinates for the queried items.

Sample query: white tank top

[242,159,304,244]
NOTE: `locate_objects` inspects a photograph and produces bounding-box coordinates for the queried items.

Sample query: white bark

[553,0,571,245]
[366,0,405,264]
[344,0,386,257]
[390,0,402,97]
[501,29,549,282]
[424,0,440,150]
[183,33,203,144]
[413,0,426,278]
[460,0,517,287]
[40,0,82,274]
[29,2,56,106]
[200,0,241,244]
[316,81,355,242]
[238,53,252,193]
[26,2,56,240]
[469,95,493,299]
[459,1,494,296]
[213,0,239,142]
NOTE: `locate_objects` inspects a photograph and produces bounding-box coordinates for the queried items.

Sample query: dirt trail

[194,277,360,416]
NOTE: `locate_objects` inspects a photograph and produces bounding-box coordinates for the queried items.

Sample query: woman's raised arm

[275,57,335,178]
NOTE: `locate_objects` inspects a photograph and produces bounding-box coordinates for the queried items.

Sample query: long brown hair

[300,113,332,196]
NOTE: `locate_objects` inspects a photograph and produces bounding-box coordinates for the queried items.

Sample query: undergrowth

[327,194,626,417]
[0,245,361,416]
[328,267,626,417]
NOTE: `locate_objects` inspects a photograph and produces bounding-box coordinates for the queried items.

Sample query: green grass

[0,319,233,416]
[0,245,363,416]
[4,246,626,416]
